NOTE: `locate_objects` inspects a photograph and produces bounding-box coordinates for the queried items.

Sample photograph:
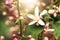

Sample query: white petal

[28,21,37,25]
[46,29,55,32]
[34,6,39,17]
[53,13,57,17]
[27,14,34,19]
[38,19,45,25]
[46,22,49,27]
[48,9,55,14]
[40,12,46,16]
[40,10,47,16]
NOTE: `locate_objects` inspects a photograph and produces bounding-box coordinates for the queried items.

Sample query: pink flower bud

[12,34,16,38]
[0,36,4,40]
[17,32,21,35]
[19,16,24,20]
[43,37,48,40]
[8,16,14,20]
[13,38,18,40]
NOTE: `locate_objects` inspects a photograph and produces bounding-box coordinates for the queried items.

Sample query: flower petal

[46,29,55,32]
[38,19,45,25]
[28,21,37,25]
[53,13,57,17]
[34,6,39,17]
[48,9,55,14]
[27,14,34,19]
[40,10,47,16]
[46,22,49,27]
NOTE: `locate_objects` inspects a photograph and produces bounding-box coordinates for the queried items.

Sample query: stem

[17,0,22,39]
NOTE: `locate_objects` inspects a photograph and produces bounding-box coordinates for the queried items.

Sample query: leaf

[15,19,19,23]
[43,14,51,19]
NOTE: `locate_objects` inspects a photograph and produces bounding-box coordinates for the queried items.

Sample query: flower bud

[0,36,4,40]
[19,16,24,20]
[43,37,48,40]
[53,13,57,17]
[27,35,32,39]
[12,34,16,38]
[17,32,21,35]
[2,11,7,16]
[8,16,14,20]
[13,38,18,40]
[5,20,11,25]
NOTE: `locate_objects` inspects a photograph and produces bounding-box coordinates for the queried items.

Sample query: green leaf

[43,13,51,19]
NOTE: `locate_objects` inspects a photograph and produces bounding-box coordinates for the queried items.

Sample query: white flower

[27,6,45,26]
